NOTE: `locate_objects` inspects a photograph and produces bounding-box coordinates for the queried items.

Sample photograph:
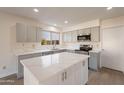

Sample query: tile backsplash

[15,41,101,51]
[15,43,66,50]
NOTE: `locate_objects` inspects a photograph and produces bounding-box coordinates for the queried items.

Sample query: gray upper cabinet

[71,31,77,42]
[91,26,100,42]
[66,32,72,42]
[78,28,90,35]
[36,28,42,42]
[63,32,71,43]
[83,28,91,35]
[27,25,37,42]
[63,32,67,43]
[62,26,100,43]
[78,29,83,35]
[16,23,27,42]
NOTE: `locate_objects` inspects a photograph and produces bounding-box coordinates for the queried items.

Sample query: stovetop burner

[75,45,93,52]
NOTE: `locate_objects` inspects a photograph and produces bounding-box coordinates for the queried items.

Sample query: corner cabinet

[24,60,88,85]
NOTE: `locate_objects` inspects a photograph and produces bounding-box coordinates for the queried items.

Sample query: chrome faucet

[53,41,56,49]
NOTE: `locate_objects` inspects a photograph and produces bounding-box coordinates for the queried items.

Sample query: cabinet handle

[61,72,65,81]
[83,61,85,66]
[64,72,67,80]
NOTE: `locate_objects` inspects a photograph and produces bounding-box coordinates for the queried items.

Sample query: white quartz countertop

[14,48,66,56]
[21,52,89,82]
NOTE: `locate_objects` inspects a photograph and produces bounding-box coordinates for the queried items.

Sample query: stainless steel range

[75,45,93,55]
[75,45,93,69]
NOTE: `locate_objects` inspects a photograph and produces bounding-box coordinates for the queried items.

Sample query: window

[51,32,60,45]
[41,31,51,45]
[40,30,60,45]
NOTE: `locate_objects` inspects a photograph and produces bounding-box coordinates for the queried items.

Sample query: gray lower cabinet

[89,52,100,71]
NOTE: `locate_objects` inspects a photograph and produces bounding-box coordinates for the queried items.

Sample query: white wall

[101,16,124,29]
[101,16,124,72]
[0,12,61,78]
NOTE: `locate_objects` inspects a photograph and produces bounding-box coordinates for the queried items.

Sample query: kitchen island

[21,52,89,85]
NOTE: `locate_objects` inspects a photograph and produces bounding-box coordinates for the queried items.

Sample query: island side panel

[24,67,39,85]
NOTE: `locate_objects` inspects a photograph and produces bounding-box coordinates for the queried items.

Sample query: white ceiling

[0,7,124,27]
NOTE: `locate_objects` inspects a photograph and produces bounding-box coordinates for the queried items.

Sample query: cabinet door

[36,28,42,42]
[83,28,91,35]
[27,25,37,42]
[81,60,88,84]
[58,66,75,85]
[91,27,100,42]
[16,23,27,42]
[63,32,71,43]
[41,75,59,85]
[78,29,83,35]
[74,63,81,84]
[63,32,67,43]
[71,31,77,42]
[66,32,71,42]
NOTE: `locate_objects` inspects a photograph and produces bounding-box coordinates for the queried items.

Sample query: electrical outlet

[2,66,6,70]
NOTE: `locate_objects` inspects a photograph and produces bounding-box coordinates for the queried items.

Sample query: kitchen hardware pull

[62,72,65,81]
[83,61,85,66]
[64,72,67,80]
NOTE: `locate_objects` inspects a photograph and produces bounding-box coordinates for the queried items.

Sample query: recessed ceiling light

[33,8,39,12]
[107,7,112,10]
[64,21,68,24]
[54,24,57,26]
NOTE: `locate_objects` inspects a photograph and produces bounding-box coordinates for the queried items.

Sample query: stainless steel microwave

[77,34,91,41]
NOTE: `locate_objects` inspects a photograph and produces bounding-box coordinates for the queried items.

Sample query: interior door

[101,26,124,72]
